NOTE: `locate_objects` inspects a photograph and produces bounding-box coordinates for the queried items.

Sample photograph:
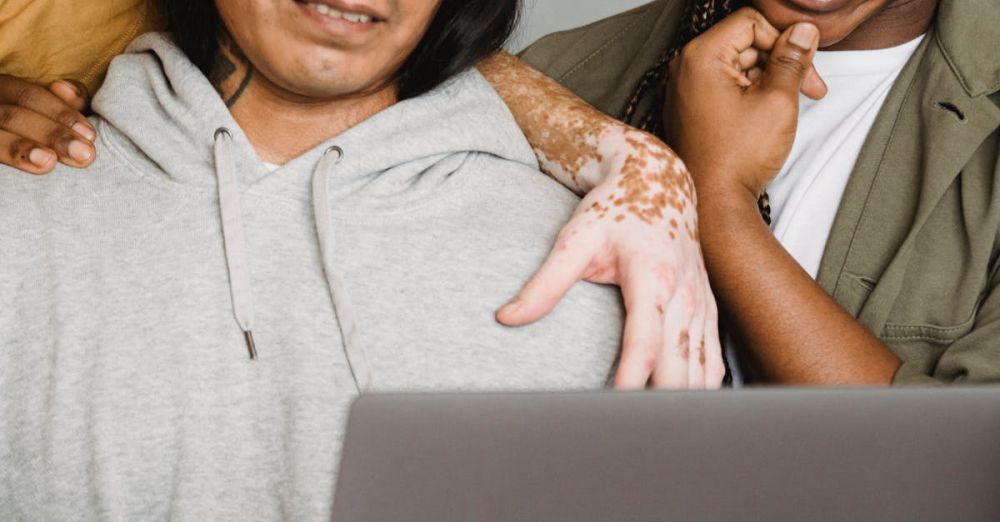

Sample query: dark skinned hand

[0,75,96,174]
[665,7,826,202]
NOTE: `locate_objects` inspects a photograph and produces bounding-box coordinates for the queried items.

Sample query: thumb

[761,23,820,96]
[496,235,596,327]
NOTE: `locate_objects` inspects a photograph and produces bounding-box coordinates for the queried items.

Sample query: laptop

[332,388,1000,521]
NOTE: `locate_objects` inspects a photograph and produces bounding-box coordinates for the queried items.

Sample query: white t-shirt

[767,35,925,278]
[727,35,924,384]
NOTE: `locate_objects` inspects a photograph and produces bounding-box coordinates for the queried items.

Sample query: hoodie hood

[91,32,542,386]
[93,32,538,207]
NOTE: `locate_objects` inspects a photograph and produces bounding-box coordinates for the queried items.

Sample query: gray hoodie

[0,33,623,520]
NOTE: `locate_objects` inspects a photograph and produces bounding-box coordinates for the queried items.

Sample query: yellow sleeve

[0,0,165,95]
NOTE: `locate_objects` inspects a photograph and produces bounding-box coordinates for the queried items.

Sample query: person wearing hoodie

[0,3,722,392]
[0,0,714,519]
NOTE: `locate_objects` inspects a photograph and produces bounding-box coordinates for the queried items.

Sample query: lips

[779,0,855,14]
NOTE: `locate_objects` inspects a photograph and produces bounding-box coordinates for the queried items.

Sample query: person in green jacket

[518,0,1000,385]
[1,0,997,386]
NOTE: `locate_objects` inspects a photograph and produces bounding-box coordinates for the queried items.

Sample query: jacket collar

[816,0,1000,320]
[935,0,1000,97]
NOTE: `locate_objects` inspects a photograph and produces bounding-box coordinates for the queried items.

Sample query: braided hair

[620,0,773,224]
[620,0,749,138]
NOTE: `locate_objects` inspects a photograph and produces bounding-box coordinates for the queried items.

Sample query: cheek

[393,0,441,50]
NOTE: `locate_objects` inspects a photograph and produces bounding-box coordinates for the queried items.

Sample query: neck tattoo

[209,35,255,108]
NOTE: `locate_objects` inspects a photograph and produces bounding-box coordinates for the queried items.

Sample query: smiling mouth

[294,1,386,24]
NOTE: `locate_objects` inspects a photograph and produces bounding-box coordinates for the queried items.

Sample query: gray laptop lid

[333,388,1000,522]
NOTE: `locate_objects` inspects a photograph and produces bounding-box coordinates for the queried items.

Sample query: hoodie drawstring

[214,128,258,360]
[211,130,372,391]
[312,146,374,392]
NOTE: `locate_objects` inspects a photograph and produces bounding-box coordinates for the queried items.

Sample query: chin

[751,0,884,48]
[255,57,386,101]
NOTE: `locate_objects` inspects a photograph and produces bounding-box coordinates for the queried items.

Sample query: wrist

[695,180,772,254]
[592,124,636,187]
[695,179,760,217]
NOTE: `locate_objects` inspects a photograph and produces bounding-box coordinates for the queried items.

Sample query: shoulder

[438,153,580,249]
[518,0,684,117]
[0,122,148,214]
[464,154,580,211]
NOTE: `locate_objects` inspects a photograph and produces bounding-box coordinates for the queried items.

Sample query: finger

[613,273,664,390]
[755,50,826,99]
[802,67,828,100]
[702,282,725,389]
[650,288,693,389]
[0,105,95,167]
[496,229,597,326]
[737,47,760,71]
[685,284,708,389]
[759,23,820,97]
[680,7,780,91]
[0,74,95,141]
[0,128,58,174]
[703,7,781,56]
[735,48,761,88]
[48,79,91,113]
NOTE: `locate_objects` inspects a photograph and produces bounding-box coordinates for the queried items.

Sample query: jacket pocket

[881,311,978,344]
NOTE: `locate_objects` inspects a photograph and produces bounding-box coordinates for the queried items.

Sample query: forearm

[698,188,901,385]
[478,52,645,194]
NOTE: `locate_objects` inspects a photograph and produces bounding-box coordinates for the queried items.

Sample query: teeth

[344,13,372,23]
[307,3,374,23]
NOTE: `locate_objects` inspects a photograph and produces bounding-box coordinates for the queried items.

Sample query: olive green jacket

[522,0,1000,385]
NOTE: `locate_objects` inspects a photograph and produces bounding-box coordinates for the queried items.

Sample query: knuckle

[7,137,36,163]
[44,126,73,149]
[0,73,21,98]
[55,109,81,128]
[770,52,809,75]
[707,300,719,319]
[15,85,40,109]
[0,105,16,129]
[652,262,677,289]
[644,349,659,373]
[679,40,704,65]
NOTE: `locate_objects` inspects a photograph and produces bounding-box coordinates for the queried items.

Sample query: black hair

[161,0,521,100]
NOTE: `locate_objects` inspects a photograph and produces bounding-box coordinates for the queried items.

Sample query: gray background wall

[509,0,651,51]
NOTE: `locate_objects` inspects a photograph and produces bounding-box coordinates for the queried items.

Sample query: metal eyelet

[324,145,344,160]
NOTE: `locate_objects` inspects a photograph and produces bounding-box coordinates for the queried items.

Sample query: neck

[210,37,396,165]
[825,0,939,51]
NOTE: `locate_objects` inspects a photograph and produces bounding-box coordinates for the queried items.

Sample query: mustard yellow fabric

[0,0,163,94]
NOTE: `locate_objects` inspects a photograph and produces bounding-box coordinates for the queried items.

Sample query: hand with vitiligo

[481,53,724,389]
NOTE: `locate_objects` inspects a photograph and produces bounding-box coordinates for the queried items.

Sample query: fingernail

[68,140,93,162]
[59,80,84,97]
[72,122,96,141]
[29,148,56,168]
[790,23,819,49]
